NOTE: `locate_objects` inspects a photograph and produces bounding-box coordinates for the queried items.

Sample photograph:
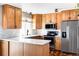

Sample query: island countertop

[0,37,51,45]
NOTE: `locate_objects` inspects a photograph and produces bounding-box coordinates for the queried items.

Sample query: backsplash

[36,29,61,37]
[0,29,20,38]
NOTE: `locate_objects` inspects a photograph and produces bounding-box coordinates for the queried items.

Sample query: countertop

[0,37,51,45]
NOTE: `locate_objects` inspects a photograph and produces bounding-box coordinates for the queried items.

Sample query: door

[69,21,77,53]
[36,14,42,29]
[9,41,24,56]
[15,8,22,28]
[69,10,77,20]
[0,40,8,56]
[61,21,70,52]
[61,10,70,21]
[2,5,15,29]
[77,20,79,50]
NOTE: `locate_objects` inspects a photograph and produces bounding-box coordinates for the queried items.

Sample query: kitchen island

[0,37,50,56]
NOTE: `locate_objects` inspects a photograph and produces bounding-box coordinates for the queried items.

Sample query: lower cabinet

[55,37,61,50]
[0,40,8,56]
[9,41,24,56]
[0,40,50,56]
[24,43,49,56]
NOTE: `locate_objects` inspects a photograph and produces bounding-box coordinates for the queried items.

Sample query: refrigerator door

[77,21,79,51]
[68,21,77,53]
[61,21,70,52]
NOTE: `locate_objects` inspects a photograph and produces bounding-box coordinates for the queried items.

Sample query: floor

[50,50,78,56]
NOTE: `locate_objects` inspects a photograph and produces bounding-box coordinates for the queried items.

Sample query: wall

[20,12,32,36]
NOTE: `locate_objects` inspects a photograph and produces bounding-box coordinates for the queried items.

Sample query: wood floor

[50,50,78,56]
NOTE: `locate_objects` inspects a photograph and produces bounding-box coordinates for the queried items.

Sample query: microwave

[45,24,57,29]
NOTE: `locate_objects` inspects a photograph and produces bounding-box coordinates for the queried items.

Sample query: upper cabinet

[69,10,77,20]
[56,12,62,29]
[15,7,22,28]
[2,4,22,29]
[61,9,79,21]
[45,13,56,24]
[36,14,42,29]
[2,4,15,29]
[61,10,70,21]
[42,14,46,28]
[45,14,51,23]
[51,13,57,24]
[32,14,42,29]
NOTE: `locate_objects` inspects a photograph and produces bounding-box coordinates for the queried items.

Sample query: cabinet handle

[69,17,71,19]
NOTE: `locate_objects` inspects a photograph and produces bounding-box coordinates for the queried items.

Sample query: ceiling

[0,3,77,14]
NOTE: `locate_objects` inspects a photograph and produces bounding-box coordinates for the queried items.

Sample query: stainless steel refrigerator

[61,20,79,53]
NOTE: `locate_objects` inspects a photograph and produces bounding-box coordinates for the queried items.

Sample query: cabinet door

[2,4,15,29]
[51,13,56,24]
[42,14,46,28]
[9,41,24,56]
[2,5,8,29]
[45,14,51,23]
[0,40,8,56]
[55,37,61,50]
[61,10,70,21]
[36,14,42,29]
[76,9,79,20]
[70,10,77,20]
[57,12,62,29]
[15,8,22,28]
[24,43,49,56]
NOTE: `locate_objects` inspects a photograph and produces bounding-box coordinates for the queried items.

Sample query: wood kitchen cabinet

[32,14,42,29]
[45,14,51,23]
[36,14,42,29]
[56,12,62,29]
[45,13,57,24]
[76,9,79,19]
[42,14,46,28]
[61,9,79,21]
[55,37,61,50]
[69,9,77,20]
[24,43,49,56]
[2,4,15,29]
[9,41,24,56]
[2,4,22,29]
[0,40,8,56]
[61,10,70,21]
[15,7,22,28]
[51,13,57,24]
[42,13,57,28]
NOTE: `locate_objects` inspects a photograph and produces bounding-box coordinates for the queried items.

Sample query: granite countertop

[0,37,51,45]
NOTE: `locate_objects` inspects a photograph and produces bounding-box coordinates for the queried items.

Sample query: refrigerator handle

[66,26,69,39]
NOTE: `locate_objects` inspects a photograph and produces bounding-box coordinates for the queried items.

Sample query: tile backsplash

[0,29,20,38]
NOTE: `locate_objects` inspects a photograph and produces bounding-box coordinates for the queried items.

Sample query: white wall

[20,12,32,36]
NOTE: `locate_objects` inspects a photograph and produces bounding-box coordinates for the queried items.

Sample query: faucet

[27,29,29,36]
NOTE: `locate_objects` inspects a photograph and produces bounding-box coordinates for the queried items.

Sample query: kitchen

[0,3,79,56]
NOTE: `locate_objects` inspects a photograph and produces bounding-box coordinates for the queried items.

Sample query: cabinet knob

[69,17,71,19]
